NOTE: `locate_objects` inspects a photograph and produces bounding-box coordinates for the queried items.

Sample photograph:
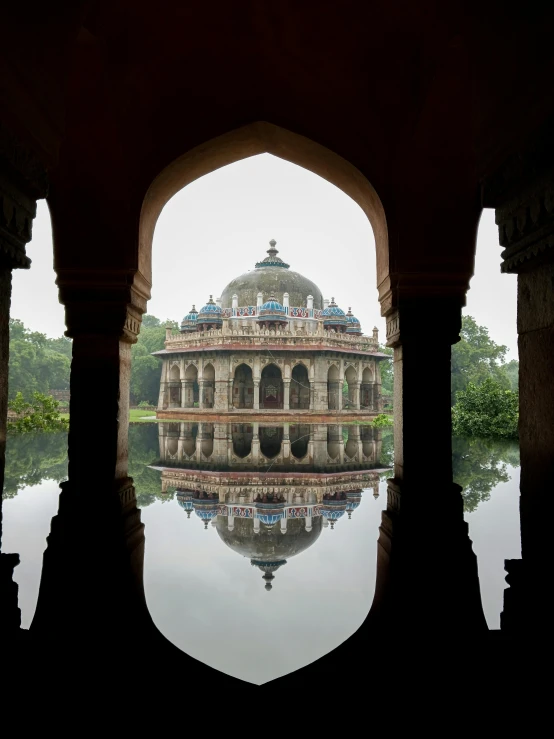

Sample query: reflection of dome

[197,296,223,326]
[251,560,287,591]
[219,240,323,310]
[177,491,194,518]
[216,516,322,571]
[180,305,198,332]
[193,498,219,529]
[322,298,348,330]
[321,499,347,529]
[345,307,362,335]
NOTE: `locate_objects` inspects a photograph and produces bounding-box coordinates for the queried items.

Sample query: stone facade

[155,242,387,416]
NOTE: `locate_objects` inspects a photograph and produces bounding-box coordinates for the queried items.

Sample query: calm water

[2,423,520,684]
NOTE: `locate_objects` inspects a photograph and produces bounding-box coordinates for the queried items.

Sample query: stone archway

[202,363,215,409]
[184,364,198,408]
[260,364,283,409]
[344,365,358,409]
[168,363,181,408]
[232,363,254,409]
[327,365,340,410]
[291,363,310,410]
[361,366,373,411]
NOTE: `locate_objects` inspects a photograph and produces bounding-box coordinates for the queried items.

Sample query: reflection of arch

[182,423,197,457]
[327,425,342,460]
[202,363,215,409]
[232,424,253,458]
[290,425,310,459]
[167,438,178,457]
[291,364,310,410]
[200,423,214,458]
[259,426,283,459]
[168,363,181,407]
[345,427,358,459]
[183,364,198,408]
[233,363,254,409]
[327,365,340,410]
[260,364,283,409]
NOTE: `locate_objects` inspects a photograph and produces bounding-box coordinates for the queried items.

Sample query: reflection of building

[154,241,389,416]
[152,422,388,590]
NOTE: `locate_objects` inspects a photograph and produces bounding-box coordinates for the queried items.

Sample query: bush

[372,413,393,428]
[138,400,153,409]
[452,379,518,439]
[7,392,69,434]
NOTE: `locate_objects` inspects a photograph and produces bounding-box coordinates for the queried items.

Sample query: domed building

[155,240,389,415]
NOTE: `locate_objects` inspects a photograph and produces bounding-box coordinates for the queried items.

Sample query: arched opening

[232,424,253,458]
[344,365,358,410]
[361,366,374,411]
[183,364,198,408]
[290,363,310,410]
[232,363,254,409]
[290,424,310,459]
[202,363,215,409]
[260,364,283,409]
[168,363,181,408]
[327,365,340,410]
[259,426,283,459]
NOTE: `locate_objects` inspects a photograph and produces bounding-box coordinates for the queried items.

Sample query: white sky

[12,153,518,360]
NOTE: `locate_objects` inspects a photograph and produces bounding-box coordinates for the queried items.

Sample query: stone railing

[164,326,379,353]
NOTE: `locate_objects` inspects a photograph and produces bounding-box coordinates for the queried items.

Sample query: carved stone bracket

[496,170,554,273]
[0,123,49,269]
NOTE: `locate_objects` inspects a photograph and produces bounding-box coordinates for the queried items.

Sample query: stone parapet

[162,327,380,356]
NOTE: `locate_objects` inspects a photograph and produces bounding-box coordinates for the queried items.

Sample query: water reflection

[152,422,385,592]
[1,424,523,680]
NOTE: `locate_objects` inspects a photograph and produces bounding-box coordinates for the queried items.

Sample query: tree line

[8,313,519,438]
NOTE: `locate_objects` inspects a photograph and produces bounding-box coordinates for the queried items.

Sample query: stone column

[370,296,486,634]
[251,423,260,463]
[32,273,150,639]
[253,380,260,410]
[158,360,168,409]
[0,145,46,636]
[283,380,290,410]
[282,423,290,459]
[198,380,205,409]
[352,382,361,410]
[490,167,554,633]
[337,380,344,411]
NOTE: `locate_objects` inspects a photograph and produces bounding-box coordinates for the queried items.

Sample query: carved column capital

[57,269,151,344]
[0,123,49,269]
[385,297,463,348]
[495,169,554,273]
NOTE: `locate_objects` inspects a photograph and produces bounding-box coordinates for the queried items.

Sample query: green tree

[452,378,519,439]
[130,315,179,405]
[378,345,393,396]
[452,436,519,512]
[503,359,519,393]
[7,392,69,434]
[451,315,509,404]
[8,318,71,400]
[2,430,68,499]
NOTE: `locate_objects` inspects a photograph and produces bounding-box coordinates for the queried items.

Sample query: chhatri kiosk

[155,240,389,416]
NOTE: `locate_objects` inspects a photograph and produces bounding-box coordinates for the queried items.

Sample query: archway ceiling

[4,2,554,283]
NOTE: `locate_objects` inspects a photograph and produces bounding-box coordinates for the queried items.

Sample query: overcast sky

[12,153,518,360]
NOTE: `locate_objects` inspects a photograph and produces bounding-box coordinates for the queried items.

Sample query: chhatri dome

[219,239,324,310]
